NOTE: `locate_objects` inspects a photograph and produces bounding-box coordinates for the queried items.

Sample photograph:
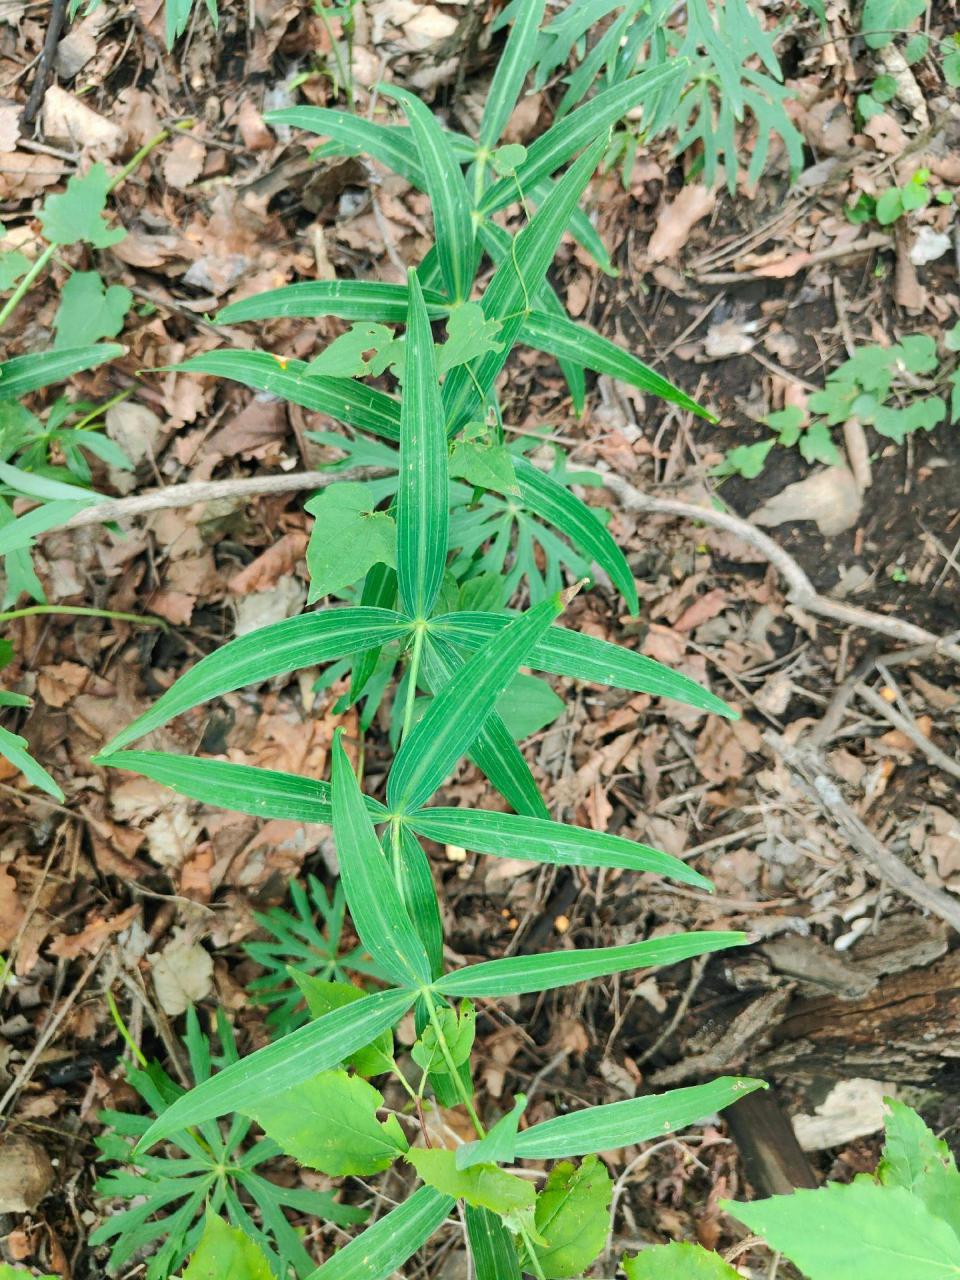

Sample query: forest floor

[1,1,960,1277]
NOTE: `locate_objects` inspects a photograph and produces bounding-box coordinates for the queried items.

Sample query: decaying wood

[724,1087,819,1197]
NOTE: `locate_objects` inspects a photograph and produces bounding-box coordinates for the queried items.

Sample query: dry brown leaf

[37,661,89,708]
[48,905,140,959]
[674,588,728,634]
[752,252,814,279]
[750,466,862,535]
[0,867,24,948]
[0,104,19,153]
[0,1136,54,1213]
[864,112,908,156]
[163,135,207,191]
[238,98,274,150]
[42,86,123,157]
[647,184,716,262]
[228,532,308,595]
[148,589,195,625]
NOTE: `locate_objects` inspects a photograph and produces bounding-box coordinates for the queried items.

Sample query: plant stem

[72,388,132,432]
[0,604,166,628]
[315,4,353,107]
[107,121,193,194]
[0,243,56,330]
[106,988,148,1067]
[423,990,485,1139]
[516,1222,548,1280]
[401,624,425,741]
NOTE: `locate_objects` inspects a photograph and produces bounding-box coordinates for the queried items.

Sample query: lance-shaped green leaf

[394,824,443,978]
[388,596,561,814]
[479,62,688,214]
[174,350,402,442]
[407,807,711,889]
[436,931,743,998]
[444,136,608,435]
[0,500,93,558]
[479,0,547,149]
[0,462,107,505]
[0,344,124,400]
[514,1076,765,1160]
[136,986,415,1148]
[292,973,395,1077]
[513,456,638,613]
[0,724,64,801]
[465,1205,523,1280]
[101,752,390,824]
[382,88,474,303]
[306,1185,454,1280]
[347,561,399,708]
[99,608,412,755]
[432,611,735,719]
[530,179,617,277]
[397,270,448,618]
[264,108,422,183]
[521,311,710,419]
[244,1069,408,1176]
[218,279,450,325]
[424,632,549,820]
[331,730,431,987]
[457,1094,528,1171]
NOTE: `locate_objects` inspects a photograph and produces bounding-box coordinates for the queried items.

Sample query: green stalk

[72,388,132,432]
[0,244,56,330]
[106,989,148,1068]
[423,989,484,1139]
[0,605,166,628]
[400,623,426,741]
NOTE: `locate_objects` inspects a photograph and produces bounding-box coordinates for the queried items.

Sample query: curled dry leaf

[0,1136,55,1213]
[228,531,309,595]
[48,904,140,959]
[647,184,716,262]
[152,930,214,1016]
[163,134,207,191]
[41,85,123,158]
[750,466,862,536]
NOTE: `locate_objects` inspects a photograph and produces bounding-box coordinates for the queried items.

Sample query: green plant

[625,1099,960,1278]
[90,1005,366,1279]
[717,327,960,481]
[244,876,390,1038]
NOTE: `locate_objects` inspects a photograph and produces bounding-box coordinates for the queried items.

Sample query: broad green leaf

[457,1094,527,1171]
[526,1156,611,1279]
[479,62,687,214]
[465,1205,523,1280]
[479,0,546,148]
[182,1214,272,1280]
[305,482,396,602]
[0,499,92,557]
[497,672,564,740]
[407,1148,535,1217]
[306,1185,454,1280]
[861,0,925,47]
[388,596,561,814]
[395,824,444,978]
[292,973,395,1076]
[40,164,125,248]
[432,611,735,719]
[245,1069,407,1176]
[174,350,402,442]
[515,1076,765,1159]
[406,807,712,889]
[726,1181,960,1278]
[443,136,608,434]
[397,270,448,618]
[513,456,638,613]
[0,723,64,801]
[0,345,124,400]
[101,751,388,823]
[411,999,475,1074]
[623,1241,741,1278]
[423,633,550,819]
[877,1099,960,1236]
[0,250,30,290]
[331,730,431,987]
[53,271,132,348]
[382,87,474,302]
[99,608,412,754]
[449,440,518,495]
[436,931,742,999]
[304,322,400,379]
[137,986,415,1147]
[218,279,450,325]
[521,310,709,419]
[436,304,504,376]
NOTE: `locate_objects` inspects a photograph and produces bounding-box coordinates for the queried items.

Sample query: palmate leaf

[515,1076,765,1160]
[0,344,124,400]
[435,931,743,998]
[397,270,448,618]
[306,1185,454,1280]
[382,88,474,303]
[136,987,415,1147]
[388,595,561,814]
[331,729,431,986]
[98,607,412,755]
[407,806,712,889]
[217,280,450,325]
[433,610,734,718]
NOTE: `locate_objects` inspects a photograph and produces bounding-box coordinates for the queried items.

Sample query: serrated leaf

[457,1095,527,1171]
[877,1099,960,1236]
[245,1069,407,1176]
[308,1185,454,1280]
[436,303,504,375]
[136,986,415,1147]
[798,420,839,465]
[53,271,132,348]
[411,999,475,1074]
[623,1241,742,1278]
[397,270,448,618]
[898,333,938,373]
[331,730,431,987]
[40,164,125,248]
[726,1180,960,1278]
[0,345,124,401]
[305,482,397,602]
[861,0,925,47]
[515,1076,765,1159]
[407,1148,536,1216]
[407,805,712,888]
[182,1214,273,1280]
[436,931,743,999]
[388,596,561,814]
[715,440,775,478]
[449,439,518,495]
[526,1156,611,1279]
[0,250,30,290]
[291,974,395,1076]
[99,607,412,754]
